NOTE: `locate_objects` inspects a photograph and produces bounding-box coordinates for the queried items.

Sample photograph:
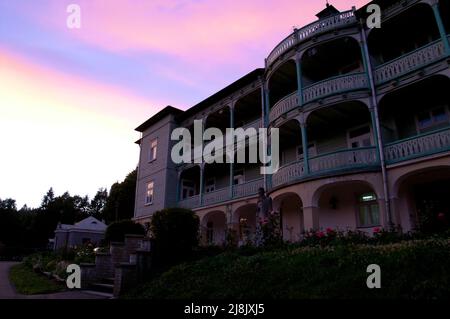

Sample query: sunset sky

[0,0,367,208]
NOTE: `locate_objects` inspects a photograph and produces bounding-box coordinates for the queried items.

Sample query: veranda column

[300,122,310,175]
[229,102,235,199]
[359,17,393,228]
[295,53,304,107]
[263,83,272,191]
[431,0,450,56]
[199,163,205,206]
[303,205,319,231]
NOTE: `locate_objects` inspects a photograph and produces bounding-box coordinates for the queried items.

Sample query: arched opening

[205,107,231,132]
[379,75,450,163]
[234,89,262,130]
[368,4,440,66]
[273,192,303,242]
[301,37,363,87]
[268,60,297,108]
[396,166,450,233]
[233,204,257,244]
[178,165,200,201]
[272,120,305,187]
[314,181,381,232]
[306,102,376,174]
[201,211,227,245]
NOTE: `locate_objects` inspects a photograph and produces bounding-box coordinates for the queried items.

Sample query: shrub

[150,207,199,268]
[105,220,145,243]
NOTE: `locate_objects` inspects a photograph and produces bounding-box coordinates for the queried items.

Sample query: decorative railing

[266,10,356,66]
[233,178,264,198]
[269,92,298,123]
[178,195,200,209]
[309,147,378,174]
[272,160,305,188]
[203,187,230,206]
[302,73,368,104]
[374,40,445,85]
[384,127,450,164]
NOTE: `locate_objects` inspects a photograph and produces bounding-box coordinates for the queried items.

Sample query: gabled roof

[56,216,107,232]
[135,105,183,132]
[135,68,264,133]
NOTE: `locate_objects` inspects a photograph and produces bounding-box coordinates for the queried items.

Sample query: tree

[150,208,199,268]
[104,220,145,243]
[89,188,108,220]
[103,169,137,223]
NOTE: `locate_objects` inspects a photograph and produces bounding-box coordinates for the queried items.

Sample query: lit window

[145,181,154,205]
[149,139,157,161]
[357,192,379,227]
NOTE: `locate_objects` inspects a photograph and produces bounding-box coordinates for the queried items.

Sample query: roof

[135,68,264,132]
[181,68,264,119]
[135,105,183,132]
[56,216,107,233]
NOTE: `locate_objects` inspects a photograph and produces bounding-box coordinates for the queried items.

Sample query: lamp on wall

[329,196,339,210]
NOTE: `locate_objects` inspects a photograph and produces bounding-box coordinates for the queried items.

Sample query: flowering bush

[255,212,282,247]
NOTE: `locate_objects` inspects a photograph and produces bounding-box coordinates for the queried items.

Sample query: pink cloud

[19,0,369,69]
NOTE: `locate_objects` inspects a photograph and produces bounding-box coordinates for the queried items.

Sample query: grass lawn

[9,263,65,295]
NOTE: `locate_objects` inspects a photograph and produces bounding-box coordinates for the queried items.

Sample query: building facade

[134,0,450,245]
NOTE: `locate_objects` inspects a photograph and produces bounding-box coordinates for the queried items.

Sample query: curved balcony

[272,160,305,188]
[269,92,298,123]
[203,187,230,206]
[302,73,368,104]
[233,178,264,198]
[309,147,378,174]
[384,127,450,164]
[266,10,356,66]
[178,195,200,209]
[374,39,446,85]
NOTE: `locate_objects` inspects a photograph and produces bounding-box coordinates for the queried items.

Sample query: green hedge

[126,238,450,299]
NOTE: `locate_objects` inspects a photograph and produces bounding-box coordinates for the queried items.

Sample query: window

[357,192,380,227]
[149,139,158,162]
[181,180,195,199]
[416,106,449,131]
[233,169,244,185]
[205,178,215,193]
[348,126,372,148]
[145,181,154,205]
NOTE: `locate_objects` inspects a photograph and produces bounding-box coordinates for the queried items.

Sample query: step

[82,290,114,299]
[90,283,114,294]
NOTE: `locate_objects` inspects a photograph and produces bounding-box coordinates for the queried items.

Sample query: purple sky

[0,0,368,207]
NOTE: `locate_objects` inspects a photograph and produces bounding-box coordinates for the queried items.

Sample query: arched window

[357,192,380,227]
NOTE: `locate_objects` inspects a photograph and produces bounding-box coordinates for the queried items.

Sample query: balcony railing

[374,39,446,85]
[272,160,305,188]
[266,10,356,66]
[384,127,450,164]
[178,195,200,209]
[309,147,378,174]
[302,73,368,104]
[203,187,230,206]
[233,178,264,199]
[269,91,298,123]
